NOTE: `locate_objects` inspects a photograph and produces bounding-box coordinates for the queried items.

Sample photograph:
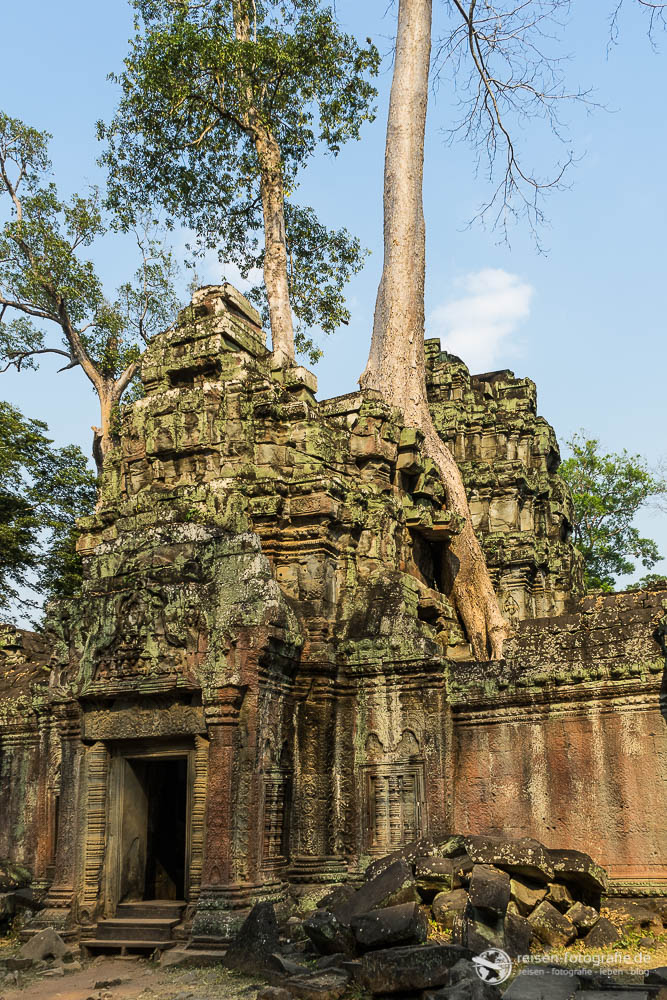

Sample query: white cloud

[173,228,263,292]
[429,268,534,373]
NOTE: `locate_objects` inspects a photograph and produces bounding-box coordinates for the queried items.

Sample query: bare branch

[0,347,73,374]
[435,0,596,242]
[0,295,59,324]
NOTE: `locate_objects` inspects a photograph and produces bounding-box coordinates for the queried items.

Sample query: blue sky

[1,0,665,589]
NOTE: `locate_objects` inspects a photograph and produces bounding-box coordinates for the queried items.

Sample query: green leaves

[0,401,98,618]
[247,203,368,362]
[0,110,180,465]
[100,0,378,360]
[560,432,667,592]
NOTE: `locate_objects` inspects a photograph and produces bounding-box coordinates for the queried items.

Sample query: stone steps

[96,917,179,942]
[81,938,177,956]
[116,900,185,921]
[83,900,185,956]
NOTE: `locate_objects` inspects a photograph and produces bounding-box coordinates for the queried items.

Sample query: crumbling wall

[0,626,59,886]
[426,341,584,622]
[0,285,663,940]
[449,587,667,894]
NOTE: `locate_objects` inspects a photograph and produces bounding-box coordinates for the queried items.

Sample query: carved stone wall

[425,341,584,622]
[449,587,667,895]
[0,285,664,944]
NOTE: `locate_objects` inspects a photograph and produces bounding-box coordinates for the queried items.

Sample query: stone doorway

[107,744,193,910]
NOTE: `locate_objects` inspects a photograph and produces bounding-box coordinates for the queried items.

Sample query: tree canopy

[0,400,98,619]
[99,0,379,363]
[560,432,667,592]
[0,111,180,470]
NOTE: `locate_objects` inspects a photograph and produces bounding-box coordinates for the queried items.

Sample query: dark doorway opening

[120,755,188,902]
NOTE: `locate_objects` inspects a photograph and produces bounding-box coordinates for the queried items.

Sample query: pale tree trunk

[254,130,296,365]
[232,0,295,365]
[360,0,508,659]
[91,387,116,476]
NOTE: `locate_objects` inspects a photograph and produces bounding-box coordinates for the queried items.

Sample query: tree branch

[0,347,74,374]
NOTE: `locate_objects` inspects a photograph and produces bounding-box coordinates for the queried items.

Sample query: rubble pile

[220,833,666,999]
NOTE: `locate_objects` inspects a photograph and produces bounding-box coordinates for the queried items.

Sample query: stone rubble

[213,832,667,999]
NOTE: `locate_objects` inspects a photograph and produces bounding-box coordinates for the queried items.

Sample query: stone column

[191,685,247,943]
[288,680,347,885]
[32,704,83,936]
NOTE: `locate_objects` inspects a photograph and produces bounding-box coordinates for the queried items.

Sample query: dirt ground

[0,955,261,1000]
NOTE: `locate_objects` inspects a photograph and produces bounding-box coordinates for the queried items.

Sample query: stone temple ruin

[0,284,665,951]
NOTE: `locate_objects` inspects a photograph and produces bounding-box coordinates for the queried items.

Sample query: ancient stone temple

[0,284,665,948]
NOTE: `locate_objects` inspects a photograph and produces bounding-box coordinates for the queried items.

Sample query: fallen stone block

[504,909,533,958]
[351,901,428,950]
[548,849,608,901]
[360,943,471,993]
[415,857,461,897]
[582,916,621,949]
[424,980,501,1000]
[317,885,357,910]
[303,909,356,956]
[268,953,311,976]
[257,988,292,1000]
[6,957,33,972]
[448,958,480,984]
[335,860,419,924]
[284,969,350,1000]
[510,879,547,917]
[545,883,575,913]
[433,888,469,928]
[17,928,68,963]
[365,839,435,880]
[503,970,580,1000]
[314,953,350,970]
[464,837,554,885]
[468,866,511,917]
[223,901,281,973]
[527,901,576,947]
[564,901,599,934]
[13,888,44,912]
[434,836,469,859]
[452,908,505,953]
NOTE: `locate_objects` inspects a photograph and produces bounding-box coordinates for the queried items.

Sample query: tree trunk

[232,0,295,365]
[254,130,296,365]
[91,388,115,476]
[360,0,508,659]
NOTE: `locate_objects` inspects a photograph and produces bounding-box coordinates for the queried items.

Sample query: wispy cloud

[429,268,534,373]
[173,229,263,292]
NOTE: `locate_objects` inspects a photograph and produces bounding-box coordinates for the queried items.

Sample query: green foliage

[0,110,179,400]
[560,432,667,592]
[0,401,98,617]
[99,0,379,362]
[627,573,667,591]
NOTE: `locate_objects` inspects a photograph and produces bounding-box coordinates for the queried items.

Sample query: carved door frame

[104,740,195,915]
[362,761,426,856]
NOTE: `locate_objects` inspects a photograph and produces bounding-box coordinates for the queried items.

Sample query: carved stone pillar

[78,741,110,925]
[288,682,347,885]
[31,704,83,936]
[191,685,247,944]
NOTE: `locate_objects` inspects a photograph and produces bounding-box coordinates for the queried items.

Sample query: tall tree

[99,0,379,365]
[0,112,179,472]
[360,0,507,659]
[0,400,97,618]
[361,0,665,658]
[560,433,667,592]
